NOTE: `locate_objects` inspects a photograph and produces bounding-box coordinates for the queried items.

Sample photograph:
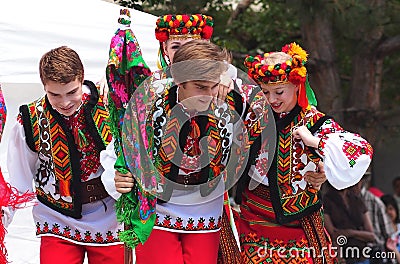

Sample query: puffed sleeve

[5,116,38,226]
[99,140,121,200]
[315,119,373,190]
[7,116,38,193]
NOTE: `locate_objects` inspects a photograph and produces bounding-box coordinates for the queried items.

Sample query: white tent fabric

[0,1,158,262]
[0,0,159,84]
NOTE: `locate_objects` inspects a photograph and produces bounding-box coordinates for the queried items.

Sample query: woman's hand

[386,238,397,251]
[216,71,234,105]
[292,125,320,148]
[115,170,135,194]
[305,162,326,190]
[97,75,109,106]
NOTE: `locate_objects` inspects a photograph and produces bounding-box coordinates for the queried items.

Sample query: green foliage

[114,0,300,68]
[115,0,400,108]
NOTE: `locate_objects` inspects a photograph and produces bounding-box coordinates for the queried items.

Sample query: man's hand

[305,162,326,190]
[115,171,135,194]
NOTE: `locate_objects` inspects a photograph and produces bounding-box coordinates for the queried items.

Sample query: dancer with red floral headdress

[235,42,373,263]
[154,14,214,69]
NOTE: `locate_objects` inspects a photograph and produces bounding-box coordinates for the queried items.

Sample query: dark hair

[381,194,400,223]
[392,177,400,186]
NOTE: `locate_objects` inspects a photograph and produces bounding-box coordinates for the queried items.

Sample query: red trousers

[135,229,220,264]
[40,236,124,264]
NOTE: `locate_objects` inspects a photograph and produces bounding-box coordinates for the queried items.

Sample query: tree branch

[231,51,248,61]
[376,35,400,59]
[227,0,254,26]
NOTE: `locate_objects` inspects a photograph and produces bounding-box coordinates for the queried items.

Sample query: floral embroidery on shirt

[155,214,222,231]
[36,221,121,244]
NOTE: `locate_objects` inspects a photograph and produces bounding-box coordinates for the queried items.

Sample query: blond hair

[39,46,84,85]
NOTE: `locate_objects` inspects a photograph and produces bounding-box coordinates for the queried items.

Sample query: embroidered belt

[81,177,109,204]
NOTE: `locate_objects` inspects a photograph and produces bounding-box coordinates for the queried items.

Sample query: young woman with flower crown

[235,42,374,263]
[154,14,214,69]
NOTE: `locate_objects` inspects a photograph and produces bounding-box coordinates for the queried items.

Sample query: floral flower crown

[244,42,308,86]
[155,14,214,42]
[244,43,316,108]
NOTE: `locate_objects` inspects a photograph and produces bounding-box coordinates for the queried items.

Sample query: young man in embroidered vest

[103,12,241,264]
[105,40,266,264]
[4,46,124,264]
[235,43,374,263]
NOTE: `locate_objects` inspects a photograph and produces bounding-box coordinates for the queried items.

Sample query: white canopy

[0,0,159,83]
[0,3,158,262]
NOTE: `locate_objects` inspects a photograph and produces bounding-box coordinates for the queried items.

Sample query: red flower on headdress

[201,25,213,39]
[155,30,168,42]
[281,44,290,53]
[288,69,306,86]
[173,19,180,28]
[271,69,280,76]
[260,65,268,75]
[165,15,172,22]
[182,15,189,23]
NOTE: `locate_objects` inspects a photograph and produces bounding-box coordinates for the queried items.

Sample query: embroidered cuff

[317,135,328,156]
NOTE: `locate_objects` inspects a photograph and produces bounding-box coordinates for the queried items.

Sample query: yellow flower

[288,42,308,62]
[176,15,182,21]
[297,66,307,77]
[278,69,285,75]
[268,65,274,72]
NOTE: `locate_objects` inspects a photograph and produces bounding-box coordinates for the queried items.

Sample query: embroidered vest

[237,105,330,224]
[150,85,241,201]
[19,80,112,219]
[270,106,330,223]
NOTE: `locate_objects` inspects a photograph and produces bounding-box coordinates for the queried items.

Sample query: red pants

[135,229,220,264]
[40,236,124,264]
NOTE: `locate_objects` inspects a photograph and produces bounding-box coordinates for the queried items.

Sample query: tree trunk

[344,0,386,145]
[299,2,343,122]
